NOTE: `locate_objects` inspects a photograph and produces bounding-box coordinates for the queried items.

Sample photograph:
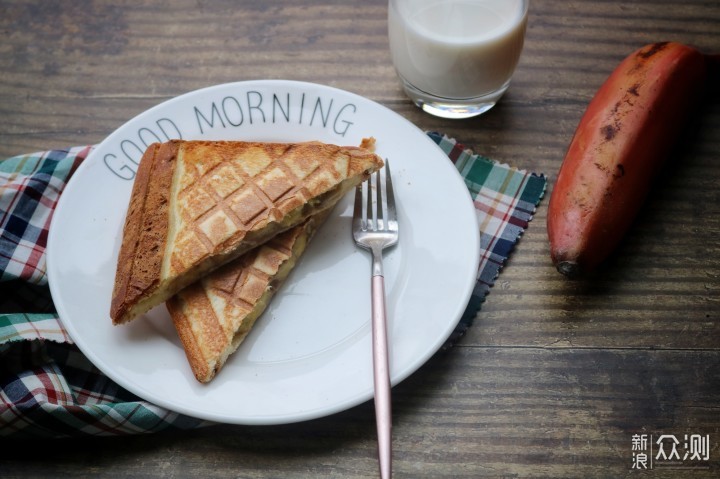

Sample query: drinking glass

[389,0,529,119]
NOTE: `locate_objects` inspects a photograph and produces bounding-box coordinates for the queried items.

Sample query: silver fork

[352,160,398,479]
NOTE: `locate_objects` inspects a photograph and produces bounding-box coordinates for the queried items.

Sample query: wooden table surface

[2,1,719,477]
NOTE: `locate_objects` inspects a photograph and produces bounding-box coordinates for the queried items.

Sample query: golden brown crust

[110,142,178,324]
[167,212,329,383]
[110,139,382,325]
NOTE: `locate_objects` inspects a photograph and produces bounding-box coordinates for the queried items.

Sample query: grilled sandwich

[167,211,329,382]
[110,139,382,325]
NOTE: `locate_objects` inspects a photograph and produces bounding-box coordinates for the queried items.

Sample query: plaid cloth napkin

[0,133,546,438]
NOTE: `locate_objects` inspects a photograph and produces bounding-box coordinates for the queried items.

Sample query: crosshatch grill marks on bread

[205,234,296,314]
[110,138,383,325]
[167,213,328,383]
[166,141,348,276]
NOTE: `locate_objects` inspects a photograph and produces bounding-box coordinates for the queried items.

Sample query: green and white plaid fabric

[427,132,546,344]
[0,135,545,437]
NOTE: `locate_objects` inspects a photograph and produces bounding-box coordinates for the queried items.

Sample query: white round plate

[47,80,480,425]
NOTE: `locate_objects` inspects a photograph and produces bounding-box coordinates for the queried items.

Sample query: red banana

[547,42,708,277]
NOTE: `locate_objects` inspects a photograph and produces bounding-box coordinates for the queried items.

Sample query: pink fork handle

[372,274,392,479]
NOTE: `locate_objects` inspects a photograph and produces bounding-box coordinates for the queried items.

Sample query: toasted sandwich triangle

[166,210,330,383]
[110,139,383,325]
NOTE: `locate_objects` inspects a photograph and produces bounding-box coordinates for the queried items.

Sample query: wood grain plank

[2,347,719,478]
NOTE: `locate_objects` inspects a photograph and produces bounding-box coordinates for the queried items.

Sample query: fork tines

[357,160,397,234]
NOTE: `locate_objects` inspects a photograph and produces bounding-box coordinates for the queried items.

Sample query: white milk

[389,0,528,99]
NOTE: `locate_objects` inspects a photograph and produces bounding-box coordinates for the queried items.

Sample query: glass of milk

[388,0,528,119]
